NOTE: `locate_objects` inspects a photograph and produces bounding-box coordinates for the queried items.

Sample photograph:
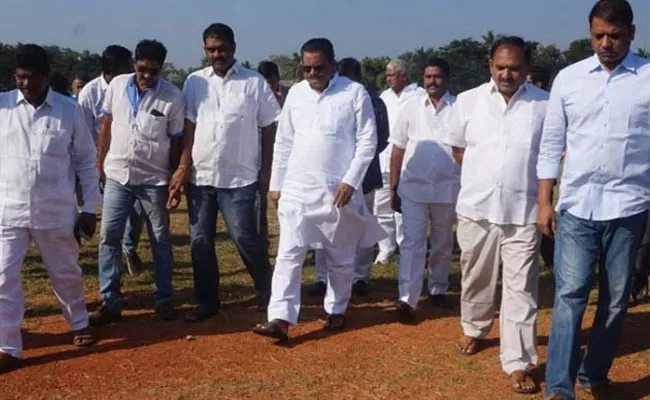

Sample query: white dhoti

[0,222,89,358]
[373,172,403,256]
[315,191,377,284]
[398,199,456,309]
[268,183,384,324]
[457,217,540,374]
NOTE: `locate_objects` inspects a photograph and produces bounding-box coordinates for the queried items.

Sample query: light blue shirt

[537,52,650,221]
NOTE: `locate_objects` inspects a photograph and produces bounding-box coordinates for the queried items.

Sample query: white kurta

[270,74,383,249]
[267,75,382,324]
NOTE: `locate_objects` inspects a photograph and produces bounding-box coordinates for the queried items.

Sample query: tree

[533,44,567,82]
[438,38,489,93]
[360,56,390,92]
[564,38,592,64]
[482,30,498,49]
[637,47,650,58]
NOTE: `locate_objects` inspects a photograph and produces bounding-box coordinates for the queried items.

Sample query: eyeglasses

[301,64,325,73]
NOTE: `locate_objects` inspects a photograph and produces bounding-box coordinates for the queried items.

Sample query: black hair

[530,67,551,90]
[15,44,50,76]
[337,57,362,80]
[135,40,167,65]
[49,72,70,96]
[301,38,335,62]
[72,74,89,83]
[424,57,451,76]
[257,61,280,79]
[102,45,132,75]
[203,23,235,45]
[589,0,634,27]
[490,36,532,64]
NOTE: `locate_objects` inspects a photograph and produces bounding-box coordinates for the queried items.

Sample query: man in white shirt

[180,23,281,322]
[539,2,650,398]
[252,38,379,341]
[91,40,186,326]
[390,58,460,314]
[78,45,146,276]
[376,60,426,264]
[0,44,99,373]
[446,37,548,395]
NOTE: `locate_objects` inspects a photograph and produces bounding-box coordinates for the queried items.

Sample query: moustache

[426,84,439,90]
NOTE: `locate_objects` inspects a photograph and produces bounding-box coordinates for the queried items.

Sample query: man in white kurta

[390,59,460,313]
[445,37,548,394]
[0,44,100,373]
[376,59,426,264]
[253,38,379,340]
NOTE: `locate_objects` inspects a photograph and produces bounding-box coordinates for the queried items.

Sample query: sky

[1,0,649,69]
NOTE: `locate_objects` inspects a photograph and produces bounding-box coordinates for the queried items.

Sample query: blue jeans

[123,199,145,254]
[188,183,272,312]
[545,210,647,398]
[98,179,174,311]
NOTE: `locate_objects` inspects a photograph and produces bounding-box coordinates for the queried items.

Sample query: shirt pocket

[318,102,353,135]
[222,94,247,123]
[140,114,167,139]
[41,128,70,158]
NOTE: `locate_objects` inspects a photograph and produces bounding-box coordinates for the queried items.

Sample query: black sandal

[324,314,346,331]
[252,319,289,342]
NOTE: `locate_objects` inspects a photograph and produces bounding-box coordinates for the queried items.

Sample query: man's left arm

[336,88,377,207]
[70,105,100,238]
[167,92,187,209]
[257,78,282,195]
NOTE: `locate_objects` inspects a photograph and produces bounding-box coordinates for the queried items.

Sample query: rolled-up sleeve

[182,77,197,124]
[257,78,281,128]
[537,72,568,180]
[168,91,185,138]
[445,95,468,148]
[389,102,410,149]
[71,104,101,214]
[342,88,377,190]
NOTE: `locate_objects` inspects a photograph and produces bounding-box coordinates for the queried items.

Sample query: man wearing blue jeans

[92,40,186,325]
[181,23,281,322]
[537,1,650,399]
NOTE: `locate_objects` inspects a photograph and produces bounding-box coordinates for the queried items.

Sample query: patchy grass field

[3,201,650,400]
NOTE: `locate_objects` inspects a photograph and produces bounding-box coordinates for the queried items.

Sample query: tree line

[0,32,648,94]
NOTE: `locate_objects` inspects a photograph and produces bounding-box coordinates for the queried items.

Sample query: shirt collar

[128,74,159,92]
[100,74,110,90]
[16,87,56,107]
[424,90,452,109]
[587,51,639,73]
[207,60,241,79]
[488,79,528,96]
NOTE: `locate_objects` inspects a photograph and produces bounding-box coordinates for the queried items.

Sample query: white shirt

[0,89,100,229]
[446,81,549,225]
[102,74,184,186]
[183,62,281,189]
[379,83,426,173]
[537,53,650,220]
[390,92,460,204]
[270,75,382,248]
[78,74,109,143]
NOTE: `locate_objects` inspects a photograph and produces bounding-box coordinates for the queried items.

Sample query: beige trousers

[457,217,540,374]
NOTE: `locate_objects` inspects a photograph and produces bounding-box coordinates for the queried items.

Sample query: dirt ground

[2,205,650,400]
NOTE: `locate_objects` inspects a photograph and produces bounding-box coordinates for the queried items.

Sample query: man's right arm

[268,96,295,208]
[537,72,568,237]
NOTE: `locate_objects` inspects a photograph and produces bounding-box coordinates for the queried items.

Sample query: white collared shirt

[0,89,100,229]
[538,53,650,220]
[102,74,184,186]
[390,92,460,204]
[446,81,549,225]
[183,62,281,189]
[78,74,109,143]
[270,74,377,193]
[379,83,427,173]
